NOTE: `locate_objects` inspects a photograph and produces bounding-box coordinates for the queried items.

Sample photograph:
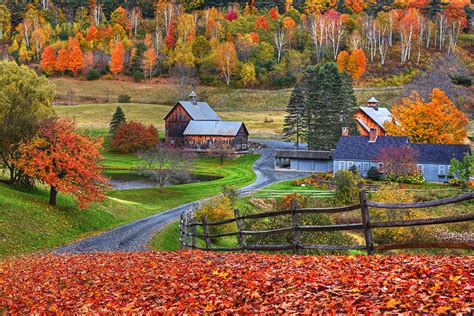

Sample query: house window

[242,143,248,150]
[417,164,423,174]
[339,161,346,170]
[378,162,384,173]
[348,161,354,169]
[439,165,446,177]
[363,163,369,173]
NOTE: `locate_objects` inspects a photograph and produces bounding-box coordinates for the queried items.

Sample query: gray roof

[178,101,221,121]
[275,150,333,160]
[411,143,471,164]
[334,136,410,161]
[183,120,245,136]
[359,106,394,130]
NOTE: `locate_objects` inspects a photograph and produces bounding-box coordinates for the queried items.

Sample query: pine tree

[422,0,448,19]
[109,106,126,135]
[283,81,306,149]
[304,63,357,150]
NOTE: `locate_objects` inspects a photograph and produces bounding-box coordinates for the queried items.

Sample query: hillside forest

[0,0,472,95]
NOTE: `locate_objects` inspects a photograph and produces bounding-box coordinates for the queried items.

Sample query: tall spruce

[283,79,307,149]
[422,0,448,19]
[109,106,126,135]
[304,63,357,150]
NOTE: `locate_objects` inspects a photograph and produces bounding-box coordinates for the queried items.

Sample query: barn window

[242,143,247,150]
[378,162,384,172]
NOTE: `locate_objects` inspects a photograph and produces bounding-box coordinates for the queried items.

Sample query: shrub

[111,121,158,153]
[117,94,131,103]
[222,185,238,205]
[334,170,360,205]
[86,69,101,81]
[195,196,235,236]
[386,173,426,184]
[370,185,429,245]
[367,167,381,181]
[449,74,472,87]
[133,70,145,82]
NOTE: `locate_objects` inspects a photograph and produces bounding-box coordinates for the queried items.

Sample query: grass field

[52,78,404,110]
[0,151,258,258]
[55,103,286,137]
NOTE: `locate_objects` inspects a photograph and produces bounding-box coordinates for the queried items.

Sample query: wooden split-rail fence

[179,190,474,255]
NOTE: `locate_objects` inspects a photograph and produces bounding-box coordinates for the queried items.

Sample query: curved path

[56,140,308,253]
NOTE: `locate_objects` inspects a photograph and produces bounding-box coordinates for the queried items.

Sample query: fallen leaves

[0,251,472,313]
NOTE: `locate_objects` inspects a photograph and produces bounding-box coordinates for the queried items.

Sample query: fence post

[234,208,246,252]
[359,190,375,255]
[201,215,211,250]
[291,199,301,255]
[179,214,185,250]
[191,219,197,249]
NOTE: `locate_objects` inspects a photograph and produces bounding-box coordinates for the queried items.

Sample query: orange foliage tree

[40,45,56,75]
[215,41,237,85]
[344,0,365,13]
[384,88,468,144]
[255,15,270,30]
[336,49,366,80]
[55,48,69,72]
[68,43,85,76]
[15,119,108,209]
[110,40,125,77]
[142,47,157,80]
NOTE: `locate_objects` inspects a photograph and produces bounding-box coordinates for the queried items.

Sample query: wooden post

[359,190,375,255]
[179,214,184,250]
[234,208,246,251]
[201,215,211,250]
[191,219,197,249]
[291,199,301,255]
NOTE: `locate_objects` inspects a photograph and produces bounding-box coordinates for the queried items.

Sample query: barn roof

[176,101,221,121]
[183,120,246,136]
[359,106,394,130]
[275,150,333,160]
[410,143,471,164]
[334,136,409,161]
[367,97,379,103]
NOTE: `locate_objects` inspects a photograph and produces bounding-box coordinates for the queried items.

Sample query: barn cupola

[189,91,198,105]
[367,96,379,111]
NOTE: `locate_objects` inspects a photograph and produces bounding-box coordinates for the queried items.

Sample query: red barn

[354,97,397,137]
[164,92,249,152]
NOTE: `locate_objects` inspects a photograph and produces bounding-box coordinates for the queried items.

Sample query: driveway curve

[56,140,308,253]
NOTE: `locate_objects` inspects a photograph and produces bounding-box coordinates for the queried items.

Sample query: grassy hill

[0,155,258,258]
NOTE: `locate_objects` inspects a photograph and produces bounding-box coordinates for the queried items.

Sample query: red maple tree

[110,40,125,77]
[40,46,56,75]
[55,48,70,73]
[15,119,108,210]
[111,121,158,153]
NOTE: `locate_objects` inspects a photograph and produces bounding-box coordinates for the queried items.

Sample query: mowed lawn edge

[0,155,259,258]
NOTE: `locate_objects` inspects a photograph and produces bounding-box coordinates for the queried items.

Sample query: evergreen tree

[283,80,306,149]
[365,0,394,17]
[125,41,147,76]
[336,0,348,14]
[304,63,357,150]
[109,106,126,135]
[422,0,448,19]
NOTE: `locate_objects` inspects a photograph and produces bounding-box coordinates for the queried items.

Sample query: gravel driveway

[56,140,309,253]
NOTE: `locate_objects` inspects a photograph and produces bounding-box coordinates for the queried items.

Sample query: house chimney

[189,91,198,105]
[367,96,379,111]
[341,127,349,137]
[369,128,377,142]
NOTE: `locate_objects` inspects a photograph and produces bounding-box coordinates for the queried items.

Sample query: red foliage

[0,252,472,313]
[444,3,468,29]
[224,9,238,21]
[255,15,270,31]
[55,48,69,72]
[40,46,56,75]
[14,119,107,210]
[165,23,175,48]
[269,7,279,20]
[111,121,158,153]
[110,40,125,76]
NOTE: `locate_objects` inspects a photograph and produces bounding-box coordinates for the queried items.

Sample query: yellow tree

[215,41,237,85]
[304,0,335,14]
[142,47,157,80]
[384,88,468,144]
[168,40,195,96]
[177,13,196,43]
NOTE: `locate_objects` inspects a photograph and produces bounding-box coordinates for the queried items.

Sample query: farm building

[354,97,396,137]
[275,129,471,183]
[164,92,249,152]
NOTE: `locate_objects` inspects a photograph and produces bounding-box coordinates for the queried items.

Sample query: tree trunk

[220,155,224,165]
[49,186,58,206]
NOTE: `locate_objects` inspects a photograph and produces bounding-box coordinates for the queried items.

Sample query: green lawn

[0,150,258,258]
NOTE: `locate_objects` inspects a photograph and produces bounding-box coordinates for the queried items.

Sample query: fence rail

[179,190,474,255]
